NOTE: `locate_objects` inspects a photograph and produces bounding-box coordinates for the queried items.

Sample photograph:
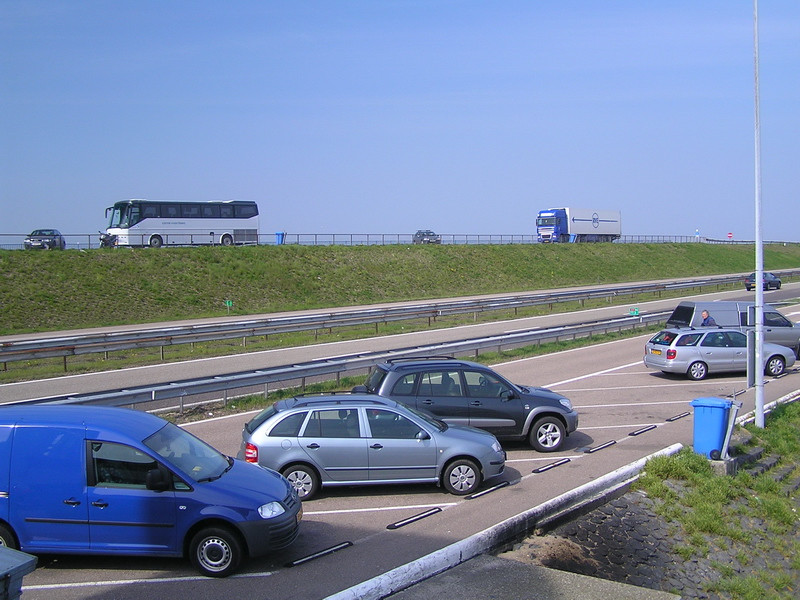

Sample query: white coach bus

[103,199,260,247]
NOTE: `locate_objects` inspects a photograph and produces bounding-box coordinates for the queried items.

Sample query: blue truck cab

[0,406,302,577]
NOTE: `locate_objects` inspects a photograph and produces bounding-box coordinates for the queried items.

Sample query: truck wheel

[189,526,243,577]
[281,464,320,500]
[765,355,786,377]
[687,361,708,381]
[443,459,480,495]
[529,417,565,452]
[0,524,18,550]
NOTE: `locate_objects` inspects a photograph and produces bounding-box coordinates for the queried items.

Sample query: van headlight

[559,397,573,410]
[258,502,286,519]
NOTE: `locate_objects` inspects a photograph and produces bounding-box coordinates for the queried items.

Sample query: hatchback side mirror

[146,468,170,492]
[416,430,431,441]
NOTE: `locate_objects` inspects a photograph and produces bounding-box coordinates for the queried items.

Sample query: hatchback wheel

[443,459,480,495]
[529,416,566,452]
[282,464,320,500]
[189,526,242,578]
[687,361,708,381]
[765,355,786,377]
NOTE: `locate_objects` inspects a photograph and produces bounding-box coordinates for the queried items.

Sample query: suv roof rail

[385,355,456,364]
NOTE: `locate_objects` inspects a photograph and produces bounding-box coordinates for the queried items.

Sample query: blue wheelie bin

[690,397,733,458]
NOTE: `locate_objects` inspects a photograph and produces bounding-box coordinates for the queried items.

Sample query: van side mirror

[146,468,170,492]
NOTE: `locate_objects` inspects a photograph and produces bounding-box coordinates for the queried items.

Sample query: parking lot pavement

[384,554,679,600]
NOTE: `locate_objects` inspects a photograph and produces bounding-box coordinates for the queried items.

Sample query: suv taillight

[244,442,258,463]
[666,349,677,360]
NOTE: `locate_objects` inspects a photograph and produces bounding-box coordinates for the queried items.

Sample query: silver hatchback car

[643,327,796,381]
[238,394,506,500]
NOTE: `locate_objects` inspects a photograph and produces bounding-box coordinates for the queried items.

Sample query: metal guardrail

[0,273,772,366]
[18,312,670,407]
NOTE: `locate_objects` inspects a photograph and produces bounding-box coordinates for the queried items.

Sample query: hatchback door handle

[306,443,320,449]
[92,501,109,509]
[63,498,81,506]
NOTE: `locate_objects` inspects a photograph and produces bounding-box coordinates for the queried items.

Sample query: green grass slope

[1,243,799,335]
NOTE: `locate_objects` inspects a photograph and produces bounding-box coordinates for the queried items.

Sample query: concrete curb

[325,443,683,600]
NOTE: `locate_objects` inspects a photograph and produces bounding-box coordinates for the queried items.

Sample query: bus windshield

[107,203,128,228]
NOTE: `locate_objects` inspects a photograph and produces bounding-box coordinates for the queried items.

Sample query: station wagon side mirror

[146,468,170,492]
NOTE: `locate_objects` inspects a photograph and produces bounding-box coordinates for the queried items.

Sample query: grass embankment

[3,243,800,335]
[636,402,800,599]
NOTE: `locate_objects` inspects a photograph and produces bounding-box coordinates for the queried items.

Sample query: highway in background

[11,287,800,600]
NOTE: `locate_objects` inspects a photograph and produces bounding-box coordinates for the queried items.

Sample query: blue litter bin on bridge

[275,231,286,245]
[690,397,733,458]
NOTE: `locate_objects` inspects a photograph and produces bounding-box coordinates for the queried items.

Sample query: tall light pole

[753,0,765,428]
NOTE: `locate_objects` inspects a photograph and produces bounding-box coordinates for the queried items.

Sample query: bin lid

[690,397,733,409]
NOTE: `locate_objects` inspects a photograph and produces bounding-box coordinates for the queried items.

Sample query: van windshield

[144,423,231,483]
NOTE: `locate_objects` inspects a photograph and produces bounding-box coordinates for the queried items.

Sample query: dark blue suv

[353,357,578,452]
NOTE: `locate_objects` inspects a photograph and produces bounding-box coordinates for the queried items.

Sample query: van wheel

[149,235,163,248]
[765,355,786,377]
[189,526,243,577]
[281,464,320,500]
[529,416,566,452]
[687,361,708,380]
[443,459,481,495]
[0,524,18,550]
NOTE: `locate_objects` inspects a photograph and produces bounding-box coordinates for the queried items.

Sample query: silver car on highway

[643,327,796,381]
[238,393,506,500]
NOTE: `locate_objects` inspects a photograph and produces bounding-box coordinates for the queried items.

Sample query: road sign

[727,232,733,239]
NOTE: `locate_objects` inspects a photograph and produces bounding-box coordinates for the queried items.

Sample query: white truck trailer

[536,208,622,243]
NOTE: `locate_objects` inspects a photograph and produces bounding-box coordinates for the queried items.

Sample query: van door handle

[92,501,109,509]
[63,498,81,506]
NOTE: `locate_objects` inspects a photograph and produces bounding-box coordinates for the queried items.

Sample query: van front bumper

[239,499,302,557]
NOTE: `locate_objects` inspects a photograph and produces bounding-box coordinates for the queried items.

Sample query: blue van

[0,406,302,577]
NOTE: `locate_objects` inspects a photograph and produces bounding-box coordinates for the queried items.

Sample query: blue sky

[2,1,798,241]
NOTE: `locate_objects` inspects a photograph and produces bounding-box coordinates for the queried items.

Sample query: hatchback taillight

[666,349,677,360]
[244,442,258,463]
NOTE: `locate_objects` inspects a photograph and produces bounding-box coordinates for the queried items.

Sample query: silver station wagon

[643,327,796,381]
[238,393,506,500]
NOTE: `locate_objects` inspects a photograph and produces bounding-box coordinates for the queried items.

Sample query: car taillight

[666,349,677,360]
[244,442,258,463]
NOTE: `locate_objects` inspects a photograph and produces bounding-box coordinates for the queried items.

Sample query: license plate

[650,349,662,355]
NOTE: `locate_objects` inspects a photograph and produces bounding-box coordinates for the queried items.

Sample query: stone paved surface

[498,486,800,599]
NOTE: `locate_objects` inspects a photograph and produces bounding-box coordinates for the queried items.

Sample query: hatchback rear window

[650,331,678,345]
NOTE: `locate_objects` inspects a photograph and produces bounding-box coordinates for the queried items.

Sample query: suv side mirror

[500,389,516,401]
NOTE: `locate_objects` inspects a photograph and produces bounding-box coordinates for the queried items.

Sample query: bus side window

[220,205,234,218]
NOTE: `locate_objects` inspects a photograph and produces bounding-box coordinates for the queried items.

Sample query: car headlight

[491,440,503,453]
[258,502,286,519]
[559,397,573,410]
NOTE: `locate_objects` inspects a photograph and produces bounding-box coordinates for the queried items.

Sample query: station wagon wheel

[687,361,708,381]
[0,524,18,550]
[443,459,481,495]
[281,464,320,500]
[765,355,786,377]
[529,416,565,452]
[189,526,242,578]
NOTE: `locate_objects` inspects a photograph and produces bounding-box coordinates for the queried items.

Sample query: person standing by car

[701,310,717,326]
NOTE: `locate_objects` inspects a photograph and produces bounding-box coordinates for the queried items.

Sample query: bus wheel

[221,234,233,246]
[149,235,163,248]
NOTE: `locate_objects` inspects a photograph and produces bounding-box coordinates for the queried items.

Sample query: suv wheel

[281,464,320,500]
[687,361,708,381]
[529,417,565,452]
[765,355,786,377]
[443,459,480,495]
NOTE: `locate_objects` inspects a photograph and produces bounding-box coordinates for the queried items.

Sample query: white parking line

[304,502,458,516]
[24,570,277,591]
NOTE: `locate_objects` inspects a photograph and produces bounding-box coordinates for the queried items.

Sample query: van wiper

[197,457,234,482]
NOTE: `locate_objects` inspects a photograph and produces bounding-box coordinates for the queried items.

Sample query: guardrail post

[63,356,67,372]
[160,346,165,360]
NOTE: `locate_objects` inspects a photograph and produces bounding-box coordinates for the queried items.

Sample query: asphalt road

[11,286,800,600]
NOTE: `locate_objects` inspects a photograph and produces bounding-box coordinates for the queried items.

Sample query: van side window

[91,442,158,488]
[764,312,791,327]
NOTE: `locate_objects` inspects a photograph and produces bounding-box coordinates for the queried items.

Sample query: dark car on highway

[744,272,782,291]
[239,393,506,500]
[412,229,442,244]
[352,357,578,452]
[24,229,66,250]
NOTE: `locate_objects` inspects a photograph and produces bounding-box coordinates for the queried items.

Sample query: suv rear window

[364,367,389,393]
